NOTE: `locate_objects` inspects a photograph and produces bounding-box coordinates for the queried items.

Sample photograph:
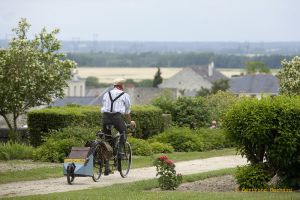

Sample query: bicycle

[89,124,133,181]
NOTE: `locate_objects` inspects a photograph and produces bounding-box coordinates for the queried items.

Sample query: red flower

[166,159,174,166]
[159,155,168,161]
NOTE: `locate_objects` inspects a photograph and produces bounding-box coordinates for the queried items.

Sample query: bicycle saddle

[105,124,114,130]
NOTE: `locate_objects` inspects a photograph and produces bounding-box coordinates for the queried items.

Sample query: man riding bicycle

[101,78,136,175]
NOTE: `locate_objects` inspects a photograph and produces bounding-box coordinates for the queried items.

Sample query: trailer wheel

[67,164,75,184]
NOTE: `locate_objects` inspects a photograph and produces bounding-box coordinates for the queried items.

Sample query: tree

[153,67,163,87]
[196,79,229,97]
[206,91,238,123]
[0,19,76,141]
[211,79,229,94]
[245,61,270,74]
[277,56,300,95]
[196,87,211,97]
[151,90,175,114]
[85,76,100,88]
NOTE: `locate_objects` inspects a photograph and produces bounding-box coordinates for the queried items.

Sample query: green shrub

[28,105,100,146]
[172,97,210,128]
[206,91,238,124]
[130,105,165,139]
[149,142,174,154]
[150,127,203,152]
[196,128,234,150]
[151,90,175,114]
[162,114,172,130]
[128,137,153,156]
[223,95,300,189]
[34,126,97,162]
[0,142,35,160]
[235,164,271,190]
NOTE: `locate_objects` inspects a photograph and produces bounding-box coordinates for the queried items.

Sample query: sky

[1,0,300,42]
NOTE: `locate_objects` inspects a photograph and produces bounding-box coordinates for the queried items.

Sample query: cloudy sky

[1,0,299,42]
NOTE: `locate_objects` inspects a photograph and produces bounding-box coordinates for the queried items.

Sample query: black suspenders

[108,91,125,112]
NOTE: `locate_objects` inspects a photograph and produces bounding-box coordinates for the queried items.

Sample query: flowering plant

[153,155,183,190]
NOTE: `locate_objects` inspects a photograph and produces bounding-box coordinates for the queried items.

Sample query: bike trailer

[63,147,93,177]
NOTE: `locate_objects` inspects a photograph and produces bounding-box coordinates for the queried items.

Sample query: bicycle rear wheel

[92,146,104,182]
[117,141,132,178]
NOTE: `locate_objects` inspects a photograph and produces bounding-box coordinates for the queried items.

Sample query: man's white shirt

[101,88,131,114]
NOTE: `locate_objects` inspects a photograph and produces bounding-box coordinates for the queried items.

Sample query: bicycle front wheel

[118,141,132,178]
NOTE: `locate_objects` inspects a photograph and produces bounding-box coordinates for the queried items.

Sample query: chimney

[208,61,214,77]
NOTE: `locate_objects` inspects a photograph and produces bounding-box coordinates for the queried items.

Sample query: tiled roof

[229,74,279,94]
[50,97,101,107]
[190,66,228,82]
[51,86,113,107]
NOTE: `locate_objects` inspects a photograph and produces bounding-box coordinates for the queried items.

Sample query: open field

[77,67,182,83]
[77,67,279,83]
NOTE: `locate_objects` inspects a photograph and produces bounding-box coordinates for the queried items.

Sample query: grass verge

[0,166,62,184]
[0,148,236,184]
[5,168,299,200]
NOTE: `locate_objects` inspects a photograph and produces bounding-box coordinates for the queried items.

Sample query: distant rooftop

[51,96,101,107]
[190,65,228,82]
[229,74,279,94]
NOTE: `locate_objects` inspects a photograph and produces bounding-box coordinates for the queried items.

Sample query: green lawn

[5,168,299,200]
[0,148,236,184]
[0,166,62,184]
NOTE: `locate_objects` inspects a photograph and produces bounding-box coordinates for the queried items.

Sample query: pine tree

[153,67,163,87]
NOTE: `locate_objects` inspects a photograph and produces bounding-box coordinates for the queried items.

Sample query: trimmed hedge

[223,95,300,189]
[130,105,164,139]
[28,105,167,146]
[28,105,100,146]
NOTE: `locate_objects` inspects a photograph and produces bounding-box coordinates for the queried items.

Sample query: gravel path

[0,155,247,198]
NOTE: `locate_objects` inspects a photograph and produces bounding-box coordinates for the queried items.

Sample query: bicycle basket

[97,141,113,160]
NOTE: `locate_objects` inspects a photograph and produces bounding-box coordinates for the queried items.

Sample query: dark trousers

[102,112,127,151]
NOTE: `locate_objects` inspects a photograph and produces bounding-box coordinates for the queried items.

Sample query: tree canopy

[277,56,300,95]
[196,79,229,97]
[245,61,270,74]
[67,52,294,68]
[0,19,76,140]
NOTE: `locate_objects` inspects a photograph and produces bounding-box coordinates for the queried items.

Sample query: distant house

[51,87,177,107]
[229,74,279,99]
[52,86,113,107]
[127,88,177,105]
[64,69,86,97]
[159,62,227,96]
[51,96,102,107]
